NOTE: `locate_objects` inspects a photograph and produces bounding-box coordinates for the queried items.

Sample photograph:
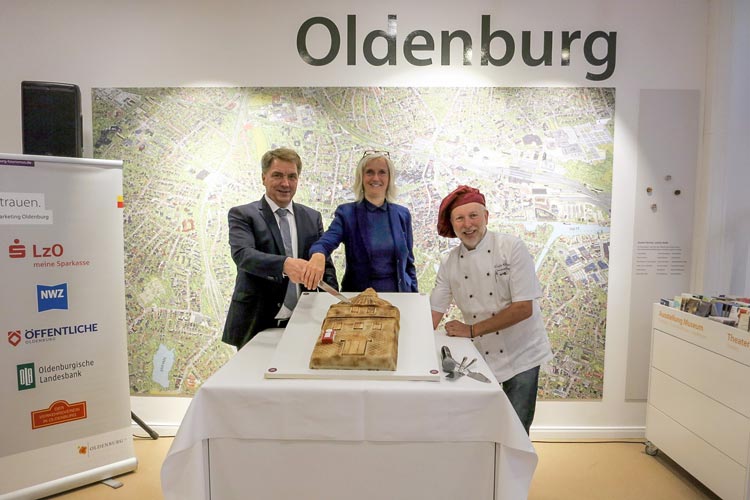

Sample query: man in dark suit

[222,148,338,349]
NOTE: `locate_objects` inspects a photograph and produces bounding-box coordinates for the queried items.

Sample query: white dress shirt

[264,195,298,319]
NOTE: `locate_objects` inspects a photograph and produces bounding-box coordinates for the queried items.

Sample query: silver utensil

[447,356,468,380]
[445,355,491,383]
[440,346,458,373]
[465,370,492,383]
[318,280,351,303]
[462,357,492,383]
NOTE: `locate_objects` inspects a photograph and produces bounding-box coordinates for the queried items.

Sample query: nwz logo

[37,283,68,312]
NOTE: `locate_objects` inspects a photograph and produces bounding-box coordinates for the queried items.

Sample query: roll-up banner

[0,154,136,499]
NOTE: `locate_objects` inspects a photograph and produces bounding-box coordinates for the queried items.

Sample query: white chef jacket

[430,231,553,383]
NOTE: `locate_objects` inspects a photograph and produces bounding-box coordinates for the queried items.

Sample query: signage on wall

[297,14,617,81]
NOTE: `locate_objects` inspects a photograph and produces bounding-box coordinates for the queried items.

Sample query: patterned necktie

[276,208,298,310]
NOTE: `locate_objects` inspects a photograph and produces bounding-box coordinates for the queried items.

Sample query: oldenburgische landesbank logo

[17,362,35,390]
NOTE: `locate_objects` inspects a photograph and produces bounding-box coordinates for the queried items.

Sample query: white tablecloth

[161,330,537,499]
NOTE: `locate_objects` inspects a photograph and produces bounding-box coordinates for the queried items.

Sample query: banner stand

[0,154,136,499]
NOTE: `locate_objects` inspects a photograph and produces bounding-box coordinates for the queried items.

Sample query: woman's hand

[303,253,326,290]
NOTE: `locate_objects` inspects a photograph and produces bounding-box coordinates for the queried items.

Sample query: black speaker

[21,81,83,157]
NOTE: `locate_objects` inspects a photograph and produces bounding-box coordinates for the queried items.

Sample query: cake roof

[327,288,399,319]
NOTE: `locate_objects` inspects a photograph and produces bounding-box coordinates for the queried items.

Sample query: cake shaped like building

[309,288,400,371]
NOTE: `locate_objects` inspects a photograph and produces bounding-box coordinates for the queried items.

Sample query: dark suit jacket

[222,197,338,348]
[309,201,418,293]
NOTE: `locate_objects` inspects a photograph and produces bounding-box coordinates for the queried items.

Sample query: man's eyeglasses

[361,149,390,159]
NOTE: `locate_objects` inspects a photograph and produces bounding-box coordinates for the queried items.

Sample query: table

[161,330,537,499]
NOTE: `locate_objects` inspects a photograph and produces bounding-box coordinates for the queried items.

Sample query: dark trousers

[501,365,540,435]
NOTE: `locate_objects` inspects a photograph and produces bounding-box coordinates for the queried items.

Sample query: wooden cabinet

[646,304,750,500]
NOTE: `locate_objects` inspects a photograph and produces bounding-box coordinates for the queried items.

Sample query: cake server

[318,280,351,303]
[460,358,492,383]
[465,370,492,383]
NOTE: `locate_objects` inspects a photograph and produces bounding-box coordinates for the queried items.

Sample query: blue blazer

[222,197,338,348]
[310,201,418,293]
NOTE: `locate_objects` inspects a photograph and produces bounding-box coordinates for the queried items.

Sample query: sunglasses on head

[361,149,390,159]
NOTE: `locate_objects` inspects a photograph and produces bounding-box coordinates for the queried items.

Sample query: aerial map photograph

[92,86,614,400]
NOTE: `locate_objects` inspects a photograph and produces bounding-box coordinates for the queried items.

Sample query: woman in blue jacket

[303,151,418,293]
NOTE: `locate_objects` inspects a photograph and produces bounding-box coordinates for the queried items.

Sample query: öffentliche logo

[8,330,21,346]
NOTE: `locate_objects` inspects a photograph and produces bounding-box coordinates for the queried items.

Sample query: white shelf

[646,304,750,500]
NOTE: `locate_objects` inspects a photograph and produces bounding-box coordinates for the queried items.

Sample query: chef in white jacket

[430,185,552,434]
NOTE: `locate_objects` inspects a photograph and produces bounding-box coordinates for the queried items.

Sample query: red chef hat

[437,185,486,238]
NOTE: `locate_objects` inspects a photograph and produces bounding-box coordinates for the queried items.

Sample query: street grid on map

[93,86,614,399]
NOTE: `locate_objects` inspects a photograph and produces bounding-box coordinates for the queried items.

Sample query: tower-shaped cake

[309,288,400,371]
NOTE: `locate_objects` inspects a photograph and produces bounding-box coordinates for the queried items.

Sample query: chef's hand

[444,320,471,338]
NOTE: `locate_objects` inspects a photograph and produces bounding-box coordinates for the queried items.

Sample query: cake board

[264,292,440,381]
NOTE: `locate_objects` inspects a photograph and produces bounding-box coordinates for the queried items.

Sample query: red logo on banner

[9,239,25,258]
[7,330,21,346]
[31,400,87,429]
[7,239,64,259]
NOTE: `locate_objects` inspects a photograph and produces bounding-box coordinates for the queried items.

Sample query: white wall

[695,0,750,297]
[1,0,725,437]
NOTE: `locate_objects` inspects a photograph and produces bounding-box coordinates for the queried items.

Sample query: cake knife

[317,280,352,303]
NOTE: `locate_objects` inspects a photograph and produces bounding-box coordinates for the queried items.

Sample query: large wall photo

[93,86,613,399]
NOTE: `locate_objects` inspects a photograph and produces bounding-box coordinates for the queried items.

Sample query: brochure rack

[646,304,750,500]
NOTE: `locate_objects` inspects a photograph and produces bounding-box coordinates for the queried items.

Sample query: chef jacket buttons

[499,349,504,353]
[464,276,468,279]
[489,292,493,296]
[486,272,490,276]
[469,294,473,298]
[485,351,489,355]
